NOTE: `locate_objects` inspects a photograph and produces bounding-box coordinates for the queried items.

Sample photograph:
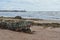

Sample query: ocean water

[0,11,60,20]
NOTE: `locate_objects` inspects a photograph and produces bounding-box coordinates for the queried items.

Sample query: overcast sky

[0,0,60,11]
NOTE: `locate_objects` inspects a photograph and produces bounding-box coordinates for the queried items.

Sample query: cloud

[0,0,60,11]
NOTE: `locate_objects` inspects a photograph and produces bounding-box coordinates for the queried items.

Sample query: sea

[0,11,60,20]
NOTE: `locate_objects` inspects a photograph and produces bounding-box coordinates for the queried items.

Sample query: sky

[0,0,60,11]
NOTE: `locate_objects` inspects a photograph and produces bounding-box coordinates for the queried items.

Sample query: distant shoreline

[0,10,26,12]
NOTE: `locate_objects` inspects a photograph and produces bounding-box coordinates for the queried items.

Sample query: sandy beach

[0,19,60,40]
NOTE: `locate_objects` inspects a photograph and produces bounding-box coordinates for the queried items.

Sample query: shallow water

[0,11,60,20]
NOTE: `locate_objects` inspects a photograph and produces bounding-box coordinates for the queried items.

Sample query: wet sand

[0,26,60,40]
